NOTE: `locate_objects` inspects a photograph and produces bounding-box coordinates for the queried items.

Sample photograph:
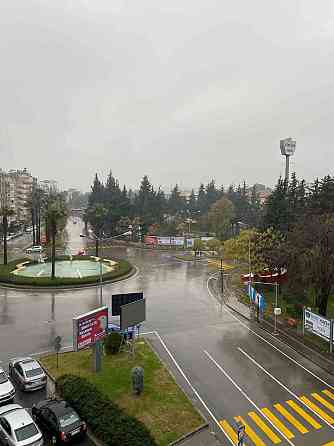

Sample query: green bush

[56,374,156,446]
[104,332,123,355]
[0,257,132,287]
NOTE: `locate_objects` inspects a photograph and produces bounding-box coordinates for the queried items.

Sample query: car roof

[0,405,33,428]
[11,357,42,371]
[40,400,75,418]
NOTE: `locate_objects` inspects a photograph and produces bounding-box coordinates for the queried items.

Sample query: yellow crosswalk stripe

[261,407,294,439]
[322,389,334,401]
[286,400,321,429]
[320,441,334,446]
[274,403,308,434]
[313,393,334,412]
[248,412,281,444]
[300,396,334,424]
[234,416,265,446]
[219,419,238,445]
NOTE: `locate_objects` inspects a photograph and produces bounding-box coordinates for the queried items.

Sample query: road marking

[206,276,334,391]
[312,393,334,413]
[261,408,294,439]
[274,403,308,434]
[152,332,234,445]
[238,347,334,430]
[37,269,44,277]
[248,411,281,444]
[204,350,295,446]
[234,416,265,446]
[299,396,334,424]
[219,420,239,444]
[323,390,334,401]
[286,400,322,429]
[321,442,334,446]
[77,269,82,278]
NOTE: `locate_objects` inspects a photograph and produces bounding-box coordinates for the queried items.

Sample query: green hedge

[0,256,132,287]
[57,374,157,446]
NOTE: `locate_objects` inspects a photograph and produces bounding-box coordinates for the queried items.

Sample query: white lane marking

[77,269,82,279]
[153,331,234,445]
[204,350,295,446]
[206,275,334,391]
[37,269,45,277]
[238,347,334,431]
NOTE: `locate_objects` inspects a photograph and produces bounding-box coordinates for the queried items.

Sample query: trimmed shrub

[0,257,132,287]
[104,332,123,355]
[56,374,156,446]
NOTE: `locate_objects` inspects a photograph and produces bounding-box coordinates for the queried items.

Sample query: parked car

[0,369,15,405]
[0,403,43,446]
[32,399,86,444]
[25,246,43,254]
[8,358,46,392]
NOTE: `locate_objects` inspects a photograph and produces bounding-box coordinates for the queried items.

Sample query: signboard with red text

[73,306,108,351]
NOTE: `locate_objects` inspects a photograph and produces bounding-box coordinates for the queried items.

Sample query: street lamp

[80,229,132,306]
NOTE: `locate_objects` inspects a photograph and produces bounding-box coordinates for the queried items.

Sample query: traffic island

[0,256,133,288]
[40,340,203,446]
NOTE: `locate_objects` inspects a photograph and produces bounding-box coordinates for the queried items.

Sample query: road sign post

[54,336,62,369]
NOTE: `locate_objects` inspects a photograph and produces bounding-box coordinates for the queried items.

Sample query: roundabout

[0,255,133,288]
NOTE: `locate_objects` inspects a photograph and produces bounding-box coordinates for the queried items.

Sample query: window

[59,411,80,428]
[15,423,38,442]
[0,419,11,435]
[25,368,43,378]
[0,373,7,384]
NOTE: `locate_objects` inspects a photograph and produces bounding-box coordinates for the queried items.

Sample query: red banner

[73,307,108,351]
[144,235,157,246]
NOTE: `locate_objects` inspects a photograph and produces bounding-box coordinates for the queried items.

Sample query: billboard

[73,306,108,351]
[120,299,146,331]
[304,309,331,342]
[112,292,144,316]
[170,237,184,246]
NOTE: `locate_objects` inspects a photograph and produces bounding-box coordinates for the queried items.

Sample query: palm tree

[86,204,107,256]
[0,206,15,265]
[45,193,68,279]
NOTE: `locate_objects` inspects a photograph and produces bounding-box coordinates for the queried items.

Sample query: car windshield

[59,411,80,428]
[15,423,39,441]
[25,368,43,378]
[0,372,8,384]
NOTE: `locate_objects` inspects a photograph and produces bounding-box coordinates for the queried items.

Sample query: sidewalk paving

[172,425,222,446]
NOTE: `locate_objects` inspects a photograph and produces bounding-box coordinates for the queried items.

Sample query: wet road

[2,220,334,445]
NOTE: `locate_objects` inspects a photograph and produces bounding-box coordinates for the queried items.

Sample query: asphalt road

[2,220,334,445]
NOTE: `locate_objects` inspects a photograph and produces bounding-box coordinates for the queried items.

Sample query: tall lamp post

[80,229,132,306]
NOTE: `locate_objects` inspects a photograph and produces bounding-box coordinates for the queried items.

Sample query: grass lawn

[40,341,203,446]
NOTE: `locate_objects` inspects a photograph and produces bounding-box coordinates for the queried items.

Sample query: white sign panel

[186,238,194,248]
[304,309,331,342]
[157,237,171,246]
[170,237,184,246]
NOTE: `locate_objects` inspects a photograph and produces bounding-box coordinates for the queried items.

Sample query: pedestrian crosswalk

[219,389,334,445]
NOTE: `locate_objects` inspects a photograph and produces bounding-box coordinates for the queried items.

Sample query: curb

[0,266,137,291]
[168,423,209,445]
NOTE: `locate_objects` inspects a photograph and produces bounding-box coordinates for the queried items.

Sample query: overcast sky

[1,0,334,191]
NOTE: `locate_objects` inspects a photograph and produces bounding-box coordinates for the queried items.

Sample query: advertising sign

[157,236,171,245]
[144,235,157,246]
[73,306,108,351]
[186,238,194,248]
[111,292,144,316]
[304,309,331,342]
[280,138,296,156]
[120,299,146,331]
[170,237,184,246]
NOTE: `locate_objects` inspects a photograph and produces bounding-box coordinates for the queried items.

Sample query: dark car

[32,399,86,444]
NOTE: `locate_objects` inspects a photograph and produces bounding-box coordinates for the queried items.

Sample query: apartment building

[0,169,36,225]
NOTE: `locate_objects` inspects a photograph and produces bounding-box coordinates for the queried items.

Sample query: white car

[0,368,15,405]
[25,246,43,254]
[0,404,43,446]
[8,358,46,392]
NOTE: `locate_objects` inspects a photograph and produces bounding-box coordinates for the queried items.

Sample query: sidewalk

[171,425,221,446]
